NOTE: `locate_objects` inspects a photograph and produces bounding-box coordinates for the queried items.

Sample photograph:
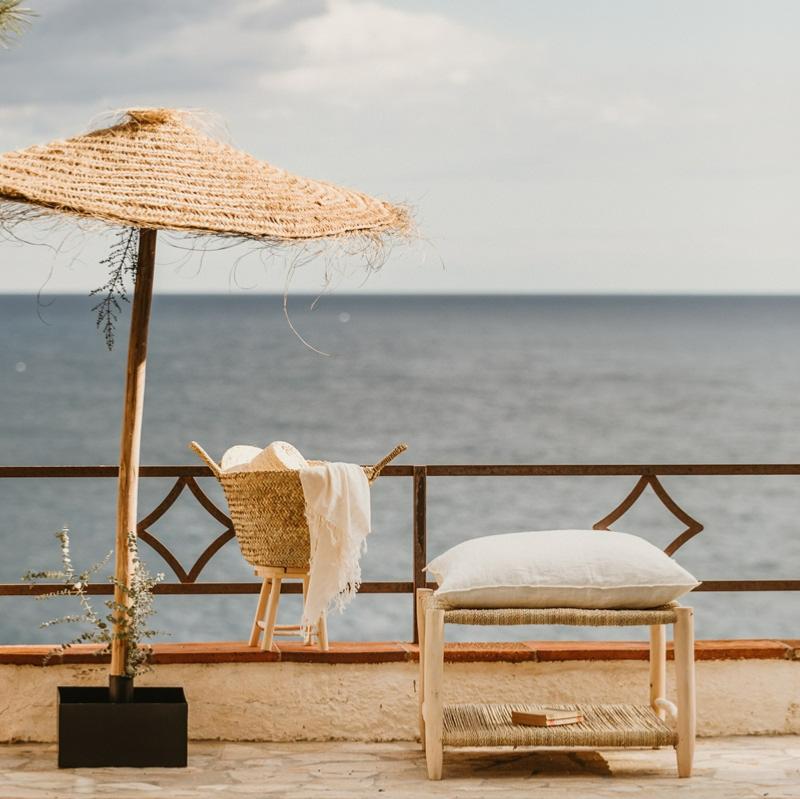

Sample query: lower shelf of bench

[441,702,677,748]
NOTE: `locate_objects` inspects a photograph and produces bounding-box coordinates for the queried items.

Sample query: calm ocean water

[1,294,799,644]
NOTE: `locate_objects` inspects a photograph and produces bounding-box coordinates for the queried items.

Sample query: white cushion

[426,529,698,610]
[220,441,308,473]
[220,445,262,472]
[249,441,308,471]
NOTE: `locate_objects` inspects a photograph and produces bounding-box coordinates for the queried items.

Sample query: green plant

[90,227,140,350]
[22,528,165,677]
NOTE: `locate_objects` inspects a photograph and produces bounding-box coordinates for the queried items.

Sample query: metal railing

[2,463,799,642]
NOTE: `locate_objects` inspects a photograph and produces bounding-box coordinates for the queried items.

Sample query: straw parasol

[0,108,410,692]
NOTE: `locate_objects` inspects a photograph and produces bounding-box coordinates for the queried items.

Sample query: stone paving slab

[0,736,798,798]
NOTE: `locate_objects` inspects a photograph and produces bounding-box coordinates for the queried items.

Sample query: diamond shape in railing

[136,477,235,582]
[593,475,703,555]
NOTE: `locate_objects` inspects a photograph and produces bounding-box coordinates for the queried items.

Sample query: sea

[2,294,799,644]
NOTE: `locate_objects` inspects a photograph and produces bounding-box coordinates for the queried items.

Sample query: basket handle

[365,442,408,483]
[188,441,222,478]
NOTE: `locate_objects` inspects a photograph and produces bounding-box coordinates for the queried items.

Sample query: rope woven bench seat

[439,604,678,627]
[442,702,678,748]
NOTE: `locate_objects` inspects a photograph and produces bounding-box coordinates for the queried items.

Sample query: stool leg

[674,607,696,778]
[302,574,312,646]
[416,589,432,750]
[261,576,282,652]
[249,576,271,648]
[317,611,329,652]
[424,605,445,780]
[299,571,328,650]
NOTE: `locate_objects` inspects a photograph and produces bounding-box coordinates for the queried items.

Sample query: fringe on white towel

[299,462,371,630]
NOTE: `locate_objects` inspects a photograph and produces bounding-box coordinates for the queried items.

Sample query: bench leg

[423,605,445,780]
[416,589,433,750]
[674,607,696,777]
[649,624,667,719]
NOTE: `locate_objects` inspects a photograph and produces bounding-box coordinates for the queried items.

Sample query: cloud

[2,1,798,295]
[0,0,662,133]
[258,0,504,100]
[0,0,328,106]
[0,0,505,124]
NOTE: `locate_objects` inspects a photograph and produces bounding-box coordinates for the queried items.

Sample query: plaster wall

[1,659,798,742]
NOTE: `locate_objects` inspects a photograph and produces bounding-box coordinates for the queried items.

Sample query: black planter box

[58,686,187,768]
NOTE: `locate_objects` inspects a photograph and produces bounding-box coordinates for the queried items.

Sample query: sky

[0,0,798,294]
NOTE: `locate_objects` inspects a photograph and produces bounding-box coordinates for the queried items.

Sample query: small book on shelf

[511,709,584,727]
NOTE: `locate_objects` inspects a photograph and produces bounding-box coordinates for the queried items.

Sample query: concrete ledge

[0,639,797,665]
[2,647,799,742]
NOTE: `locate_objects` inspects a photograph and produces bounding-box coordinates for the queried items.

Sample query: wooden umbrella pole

[109,228,157,693]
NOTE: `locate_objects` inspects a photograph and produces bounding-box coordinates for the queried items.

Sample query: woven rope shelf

[442,703,677,748]
[439,604,678,627]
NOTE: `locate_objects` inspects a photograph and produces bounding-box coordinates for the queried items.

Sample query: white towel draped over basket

[299,461,371,629]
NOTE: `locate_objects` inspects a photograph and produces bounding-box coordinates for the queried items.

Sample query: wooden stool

[249,566,328,652]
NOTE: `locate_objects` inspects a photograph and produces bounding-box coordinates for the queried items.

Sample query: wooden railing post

[412,466,427,643]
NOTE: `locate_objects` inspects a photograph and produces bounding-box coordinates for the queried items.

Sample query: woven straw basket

[189,441,407,570]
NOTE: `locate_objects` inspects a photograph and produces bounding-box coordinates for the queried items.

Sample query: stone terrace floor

[1,736,799,798]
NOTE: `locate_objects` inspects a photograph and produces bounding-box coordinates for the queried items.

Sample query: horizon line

[3,290,800,298]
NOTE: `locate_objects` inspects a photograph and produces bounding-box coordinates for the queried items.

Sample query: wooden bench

[416,589,696,780]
